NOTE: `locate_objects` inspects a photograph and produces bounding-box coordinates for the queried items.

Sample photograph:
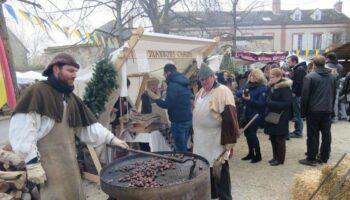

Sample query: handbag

[265,111,283,125]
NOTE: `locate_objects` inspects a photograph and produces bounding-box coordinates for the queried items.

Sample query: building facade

[169,0,350,54]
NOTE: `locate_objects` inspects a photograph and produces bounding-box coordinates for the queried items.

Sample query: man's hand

[26,163,47,184]
[145,88,159,100]
[223,144,235,161]
[110,137,129,149]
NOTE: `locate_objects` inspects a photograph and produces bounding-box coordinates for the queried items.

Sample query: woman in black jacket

[265,68,293,166]
[340,72,350,121]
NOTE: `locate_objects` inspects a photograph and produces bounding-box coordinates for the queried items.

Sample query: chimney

[272,0,281,15]
[334,1,343,13]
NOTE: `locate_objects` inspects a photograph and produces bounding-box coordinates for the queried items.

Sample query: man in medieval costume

[193,63,240,200]
[9,53,128,199]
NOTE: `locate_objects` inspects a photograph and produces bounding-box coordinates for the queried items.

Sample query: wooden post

[113,27,144,71]
[134,74,149,110]
[84,144,102,184]
[0,3,19,98]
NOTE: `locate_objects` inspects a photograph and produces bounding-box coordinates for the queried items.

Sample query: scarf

[13,81,97,127]
[47,74,74,94]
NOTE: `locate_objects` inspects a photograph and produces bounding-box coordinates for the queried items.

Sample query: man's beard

[47,73,74,94]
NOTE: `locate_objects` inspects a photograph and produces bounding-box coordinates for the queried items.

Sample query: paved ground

[1,116,349,199]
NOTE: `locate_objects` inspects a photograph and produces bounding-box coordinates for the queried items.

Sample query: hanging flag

[85,32,93,44]
[41,18,52,30]
[0,36,16,109]
[18,9,33,25]
[325,49,330,53]
[4,4,18,23]
[92,33,100,46]
[296,50,300,55]
[63,26,70,38]
[78,30,86,42]
[113,37,119,48]
[107,37,113,48]
[319,49,324,55]
[305,50,310,57]
[50,19,66,36]
[73,29,82,41]
[315,49,320,56]
[34,16,46,31]
[100,35,106,48]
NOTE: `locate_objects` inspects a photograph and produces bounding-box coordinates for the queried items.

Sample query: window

[332,33,342,44]
[292,34,303,50]
[293,10,302,21]
[297,35,303,50]
[313,34,322,49]
[262,17,271,21]
[314,10,321,20]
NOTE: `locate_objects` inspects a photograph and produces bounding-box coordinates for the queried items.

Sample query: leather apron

[38,107,85,200]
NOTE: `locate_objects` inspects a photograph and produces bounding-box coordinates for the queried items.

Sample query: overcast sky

[4,0,350,60]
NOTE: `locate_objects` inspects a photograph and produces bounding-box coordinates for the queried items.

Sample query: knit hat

[42,53,80,76]
[197,63,214,80]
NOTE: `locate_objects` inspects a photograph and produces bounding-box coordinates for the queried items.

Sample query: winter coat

[265,78,293,136]
[155,72,192,122]
[291,62,307,97]
[301,67,337,118]
[340,76,350,102]
[236,82,268,124]
[326,61,344,88]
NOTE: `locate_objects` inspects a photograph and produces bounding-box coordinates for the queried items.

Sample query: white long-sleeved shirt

[9,112,114,163]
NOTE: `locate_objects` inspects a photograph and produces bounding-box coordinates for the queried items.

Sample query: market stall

[74,27,219,184]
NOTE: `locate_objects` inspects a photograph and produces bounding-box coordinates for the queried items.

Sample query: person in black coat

[265,68,293,166]
[299,56,336,166]
[287,55,306,138]
[236,68,268,163]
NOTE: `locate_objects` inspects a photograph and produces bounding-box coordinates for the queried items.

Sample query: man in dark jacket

[287,55,306,138]
[326,52,344,122]
[155,64,192,152]
[299,56,336,166]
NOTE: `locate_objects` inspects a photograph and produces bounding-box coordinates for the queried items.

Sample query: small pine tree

[220,52,234,74]
[83,57,118,118]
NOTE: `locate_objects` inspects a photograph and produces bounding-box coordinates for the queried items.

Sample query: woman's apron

[38,107,85,200]
[193,92,224,167]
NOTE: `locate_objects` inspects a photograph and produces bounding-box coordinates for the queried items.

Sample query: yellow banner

[93,33,100,46]
[100,36,106,48]
[34,16,45,31]
[18,9,33,25]
[0,64,8,108]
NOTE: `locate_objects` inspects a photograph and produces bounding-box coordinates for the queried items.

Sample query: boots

[251,147,262,163]
[241,147,254,160]
[241,154,254,160]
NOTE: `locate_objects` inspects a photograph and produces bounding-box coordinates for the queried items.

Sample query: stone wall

[39,44,114,69]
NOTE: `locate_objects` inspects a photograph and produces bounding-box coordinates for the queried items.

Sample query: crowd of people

[235,53,349,167]
[7,51,349,200]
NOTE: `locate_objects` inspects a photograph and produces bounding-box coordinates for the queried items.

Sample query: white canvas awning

[16,71,46,84]
[74,31,218,103]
